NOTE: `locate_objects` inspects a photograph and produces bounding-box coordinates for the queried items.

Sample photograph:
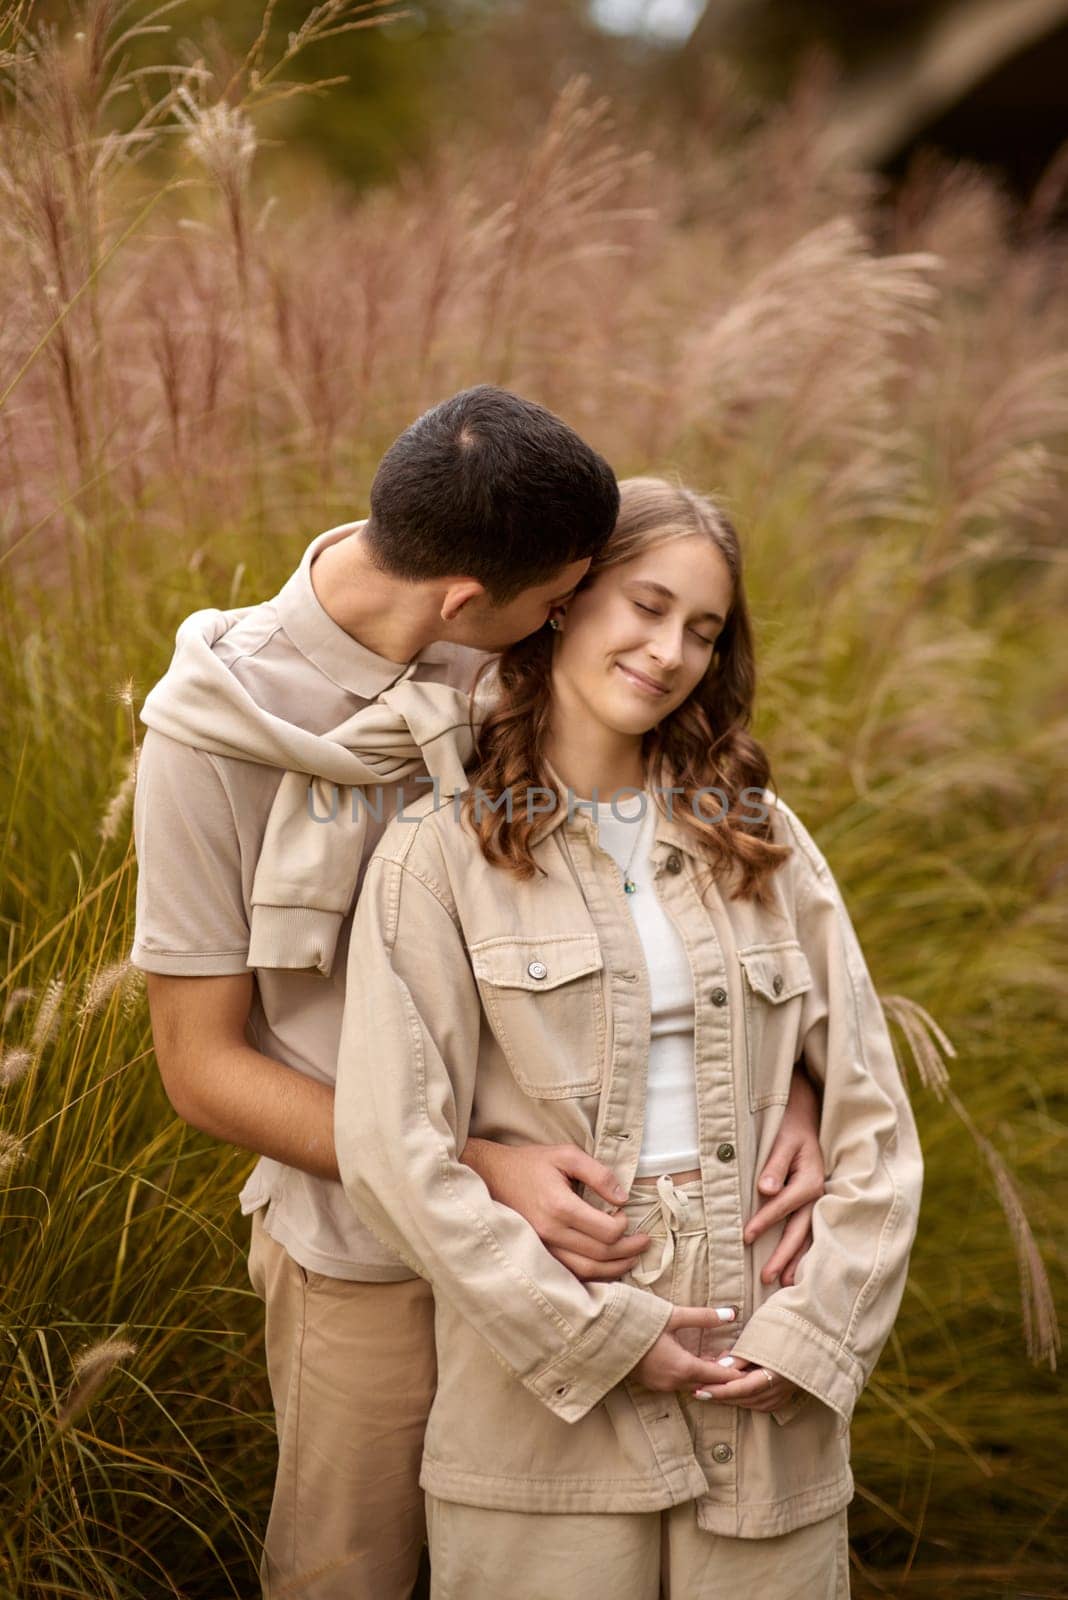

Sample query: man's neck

[310,525,444,664]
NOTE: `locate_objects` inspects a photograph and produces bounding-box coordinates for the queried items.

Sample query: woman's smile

[614,661,672,698]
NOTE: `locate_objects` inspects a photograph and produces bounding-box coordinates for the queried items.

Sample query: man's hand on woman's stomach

[743,1064,826,1286]
[461,1139,652,1279]
[462,1129,825,1285]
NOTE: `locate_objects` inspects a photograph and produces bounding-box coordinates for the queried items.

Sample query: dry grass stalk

[99,750,137,844]
[476,74,650,378]
[0,1047,34,1087]
[29,977,65,1050]
[0,1127,27,1175]
[885,995,1060,1370]
[948,353,1068,537]
[946,1088,1061,1372]
[882,993,956,1100]
[78,959,133,1019]
[119,965,146,1023]
[56,1336,138,1428]
[682,216,942,524]
[2,985,35,1025]
[175,89,257,259]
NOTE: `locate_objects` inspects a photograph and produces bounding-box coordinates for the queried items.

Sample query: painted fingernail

[716,1355,736,1367]
[714,1307,736,1321]
[613,1185,628,1202]
[693,1389,714,1399]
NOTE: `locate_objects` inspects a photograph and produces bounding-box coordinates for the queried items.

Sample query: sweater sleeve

[333,848,672,1424]
[730,814,924,1424]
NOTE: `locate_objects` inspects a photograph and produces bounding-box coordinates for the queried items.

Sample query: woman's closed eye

[633,599,715,647]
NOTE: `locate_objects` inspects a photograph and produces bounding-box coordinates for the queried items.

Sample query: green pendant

[623,876,637,894]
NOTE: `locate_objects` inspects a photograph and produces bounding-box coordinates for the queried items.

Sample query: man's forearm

[168,1053,820,1196]
[168,1039,340,1180]
[166,1036,495,1184]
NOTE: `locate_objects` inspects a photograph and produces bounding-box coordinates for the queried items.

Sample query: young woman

[334,478,924,1599]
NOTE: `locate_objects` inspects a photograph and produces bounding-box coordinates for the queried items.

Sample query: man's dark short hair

[364,386,619,601]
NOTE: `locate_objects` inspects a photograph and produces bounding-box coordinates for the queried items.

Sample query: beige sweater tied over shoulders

[139,607,480,977]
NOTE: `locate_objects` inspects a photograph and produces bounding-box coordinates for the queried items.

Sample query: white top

[593,791,700,1177]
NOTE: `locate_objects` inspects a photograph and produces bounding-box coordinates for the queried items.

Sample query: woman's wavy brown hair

[463,476,792,904]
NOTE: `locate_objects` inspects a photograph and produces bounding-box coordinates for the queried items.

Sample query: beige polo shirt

[130,521,490,1280]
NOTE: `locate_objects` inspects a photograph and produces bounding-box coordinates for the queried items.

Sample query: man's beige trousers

[248,1210,437,1600]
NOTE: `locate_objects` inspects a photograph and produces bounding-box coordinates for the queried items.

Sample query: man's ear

[440,579,488,622]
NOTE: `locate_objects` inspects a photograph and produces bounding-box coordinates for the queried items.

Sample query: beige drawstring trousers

[425,1176,851,1600]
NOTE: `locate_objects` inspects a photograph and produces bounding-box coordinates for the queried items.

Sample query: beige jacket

[334,780,923,1536]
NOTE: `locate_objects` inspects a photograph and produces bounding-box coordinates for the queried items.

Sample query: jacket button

[527,961,548,980]
[772,973,784,995]
[716,1143,736,1163]
[712,1442,733,1464]
[664,852,682,874]
[710,986,728,1006]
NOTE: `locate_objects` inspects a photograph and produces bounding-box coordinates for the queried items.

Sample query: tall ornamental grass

[1,4,1065,1595]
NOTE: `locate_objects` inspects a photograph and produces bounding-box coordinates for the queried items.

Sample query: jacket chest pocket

[737,941,813,1112]
[470,934,606,1099]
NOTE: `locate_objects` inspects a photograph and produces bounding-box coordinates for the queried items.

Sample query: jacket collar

[529,760,708,862]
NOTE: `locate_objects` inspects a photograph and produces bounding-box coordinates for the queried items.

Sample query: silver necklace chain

[610,801,649,895]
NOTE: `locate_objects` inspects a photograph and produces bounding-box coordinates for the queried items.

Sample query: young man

[130,386,825,1600]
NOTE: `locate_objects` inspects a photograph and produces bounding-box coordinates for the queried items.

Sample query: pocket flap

[738,943,813,1003]
[471,934,604,992]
